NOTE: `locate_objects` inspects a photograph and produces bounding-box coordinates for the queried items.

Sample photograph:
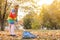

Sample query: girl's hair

[14,5,19,8]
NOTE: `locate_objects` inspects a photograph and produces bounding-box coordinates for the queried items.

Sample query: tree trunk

[1,0,7,31]
[1,20,4,31]
[0,4,1,21]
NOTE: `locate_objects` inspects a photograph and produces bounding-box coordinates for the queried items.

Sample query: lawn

[0,30,60,40]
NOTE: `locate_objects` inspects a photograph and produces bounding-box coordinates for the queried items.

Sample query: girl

[7,5,19,36]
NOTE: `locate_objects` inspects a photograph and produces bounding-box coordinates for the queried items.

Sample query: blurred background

[0,0,60,31]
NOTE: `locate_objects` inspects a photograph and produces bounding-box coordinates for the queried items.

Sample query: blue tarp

[22,31,37,39]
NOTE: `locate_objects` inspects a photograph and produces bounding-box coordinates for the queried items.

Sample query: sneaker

[8,35,17,37]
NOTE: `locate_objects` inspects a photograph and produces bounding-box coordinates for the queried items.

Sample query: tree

[23,11,41,29]
[40,0,60,29]
[23,13,33,29]
[16,0,41,29]
[0,0,11,31]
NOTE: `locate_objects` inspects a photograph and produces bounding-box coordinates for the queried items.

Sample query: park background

[0,0,60,40]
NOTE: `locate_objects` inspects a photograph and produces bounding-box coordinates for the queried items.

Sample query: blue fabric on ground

[22,31,37,39]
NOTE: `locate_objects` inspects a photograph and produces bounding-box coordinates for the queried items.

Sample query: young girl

[7,5,19,36]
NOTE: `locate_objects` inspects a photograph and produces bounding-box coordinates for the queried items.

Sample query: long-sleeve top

[7,9,17,24]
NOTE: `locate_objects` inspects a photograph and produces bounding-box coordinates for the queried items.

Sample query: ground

[0,30,60,40]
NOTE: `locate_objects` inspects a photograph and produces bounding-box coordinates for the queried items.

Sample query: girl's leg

[10,24,16,35]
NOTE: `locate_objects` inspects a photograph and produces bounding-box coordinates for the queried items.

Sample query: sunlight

[37,0,54,6]
[17,8,25,21]
[17,0,54,20]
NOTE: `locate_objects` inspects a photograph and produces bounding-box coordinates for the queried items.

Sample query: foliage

[1,0,60,30]
[23,12,41,29]
[31,13,41,29]
[40,0,60,29]
[23,13,33,29]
